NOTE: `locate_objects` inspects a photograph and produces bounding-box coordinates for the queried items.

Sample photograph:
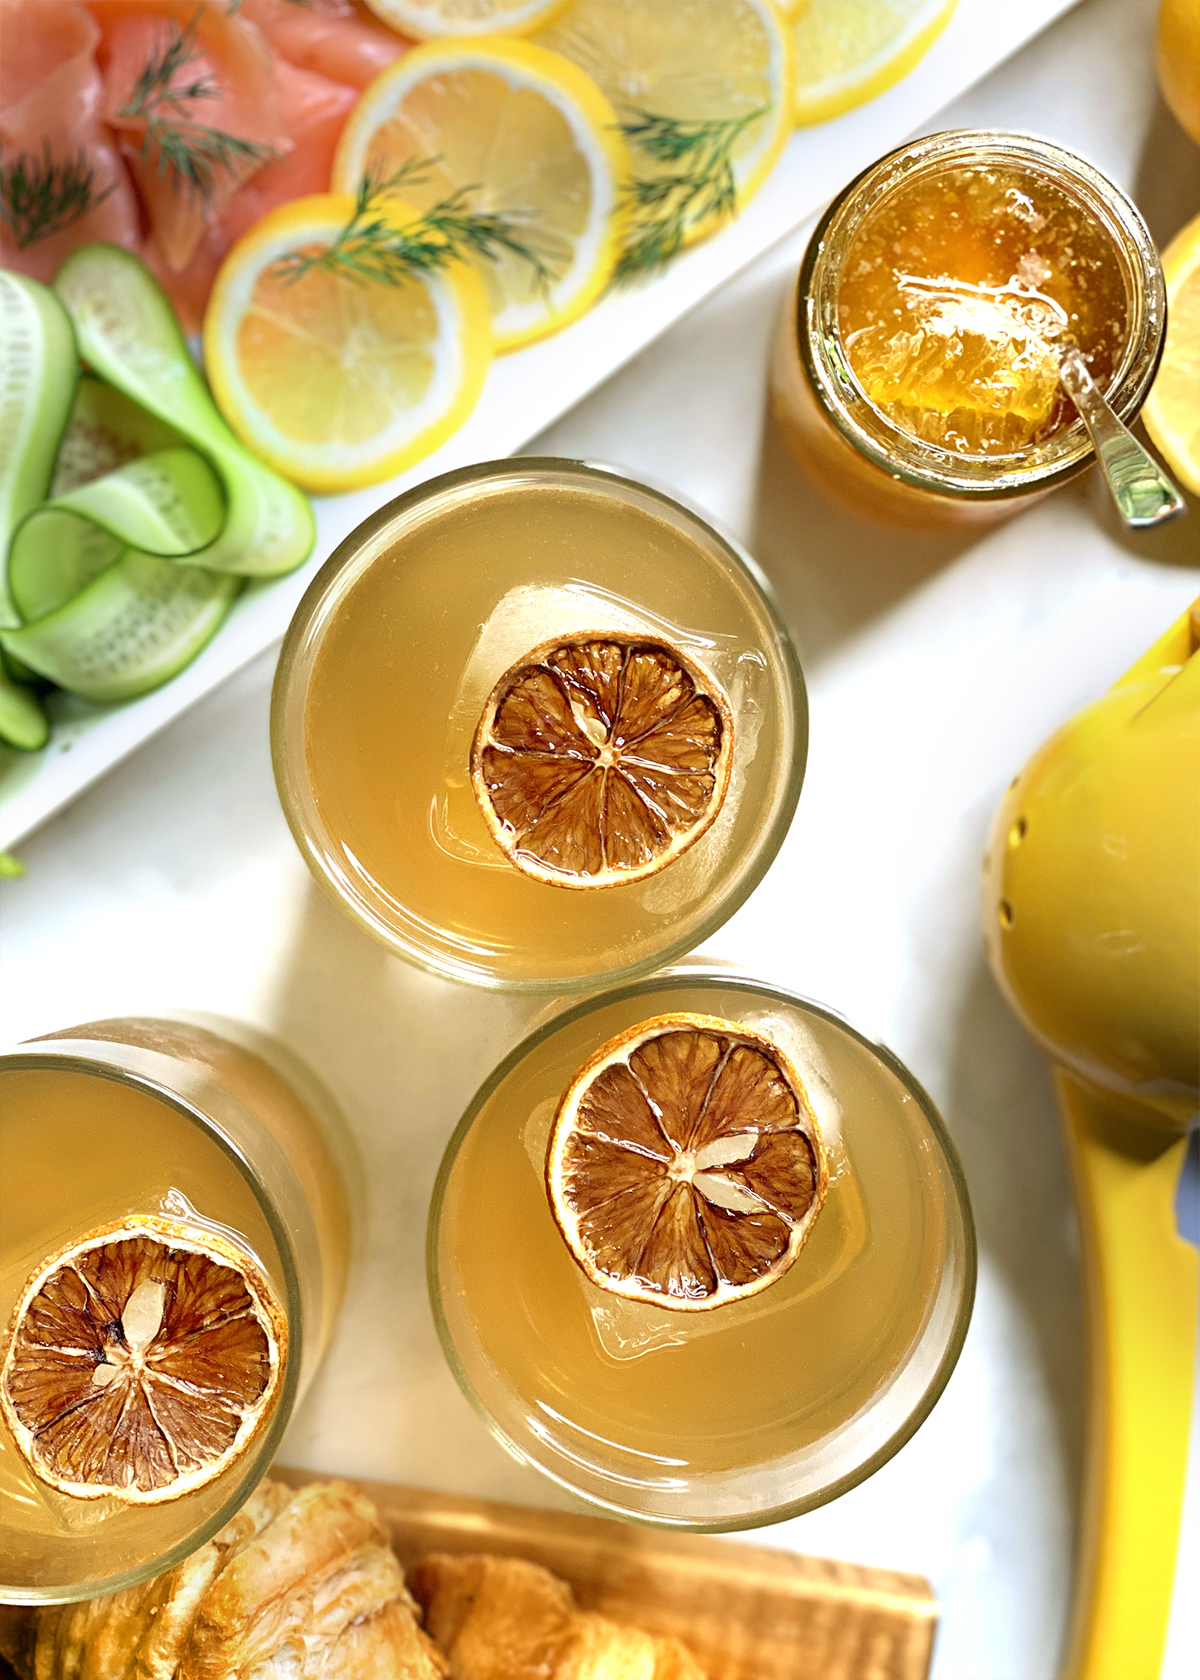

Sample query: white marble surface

[1,1,1198,1675]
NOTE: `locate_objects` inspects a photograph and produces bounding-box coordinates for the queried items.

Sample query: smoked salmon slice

[153,57,358,331]
[93,0,289,272]
[0,0,140,281]
[239,0,407,91]
[2,0,410,323]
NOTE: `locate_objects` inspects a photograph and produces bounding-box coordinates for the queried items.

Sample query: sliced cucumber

[51,374,186,497]
[1,646,42,689]
[0,660,50,752]
[1,648,53,695]
[1,553,241,704]
[0,272,78,625]
[9,516,122,624]
[37,447,223,559]
[54,245,315,579]
[8,449,226,622]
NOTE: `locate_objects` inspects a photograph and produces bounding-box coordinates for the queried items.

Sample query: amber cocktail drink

[273,460,806,990]
[0,1018,350,1603]
[430,971,976,1528]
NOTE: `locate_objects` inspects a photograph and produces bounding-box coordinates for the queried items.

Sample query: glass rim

[797,128,1167,500]
[0,1039,306,1604]
[426,964,979,1531]
[271,456,809,993]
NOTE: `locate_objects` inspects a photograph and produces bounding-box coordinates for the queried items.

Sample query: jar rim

[797,128,1167,500]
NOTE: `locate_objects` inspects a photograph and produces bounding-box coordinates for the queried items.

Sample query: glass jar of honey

[770,130,1167,529]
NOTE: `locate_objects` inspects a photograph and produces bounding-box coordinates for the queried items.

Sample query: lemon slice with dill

[334,37,627,349]
[537,0,794,276]
[204,189,492,492]
[362,0,572,37]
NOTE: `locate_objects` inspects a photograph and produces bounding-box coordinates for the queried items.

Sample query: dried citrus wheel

[470,632,734,890]
[0,1216,286,1504]
[547,1014,828,1310]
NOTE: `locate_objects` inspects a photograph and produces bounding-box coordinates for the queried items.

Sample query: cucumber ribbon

[1,251,316,726]
[54,244,315,581]
[1,269,74,745]
[3,378,241,705]
[4,442,240,704]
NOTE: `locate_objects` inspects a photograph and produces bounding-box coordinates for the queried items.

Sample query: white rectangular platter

[0,0,1080,851]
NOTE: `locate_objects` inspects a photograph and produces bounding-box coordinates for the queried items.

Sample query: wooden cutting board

[277,1466,938,1680]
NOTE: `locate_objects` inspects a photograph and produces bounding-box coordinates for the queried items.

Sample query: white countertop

[1,0,1198,1674]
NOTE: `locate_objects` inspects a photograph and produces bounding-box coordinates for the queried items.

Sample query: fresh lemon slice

[1156,0,1200,147]
[0,1215,285,1504]
[537,0,793,266]
[547,1014,828,1310]
[203,192,491,493]
[361,0,572,38]
[791,0,958,126]
[333,38,627,350]
[471,632,734,890]
[1144,210,1200,496]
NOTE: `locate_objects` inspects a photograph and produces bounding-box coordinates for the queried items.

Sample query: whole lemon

[1157,0,1200,146]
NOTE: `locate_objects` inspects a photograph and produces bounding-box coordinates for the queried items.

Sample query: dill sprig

[119,9,280,208]
[0,141,115,248]
[273,158,565,291]
[614,105,769,281]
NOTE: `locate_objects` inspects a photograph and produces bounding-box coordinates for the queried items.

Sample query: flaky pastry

[413,1553,705,1680]
[0,1480,445,1680]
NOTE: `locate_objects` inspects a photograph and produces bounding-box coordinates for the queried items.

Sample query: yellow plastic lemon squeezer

[983,599,1200,1680]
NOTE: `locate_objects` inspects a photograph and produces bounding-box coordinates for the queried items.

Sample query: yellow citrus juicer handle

[982,600,1200,1680]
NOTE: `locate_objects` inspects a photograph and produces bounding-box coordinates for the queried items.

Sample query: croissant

[0,1480,446,1680]
[412,1553,704,1680]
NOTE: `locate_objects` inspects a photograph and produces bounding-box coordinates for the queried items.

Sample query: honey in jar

[771,131,1166,528]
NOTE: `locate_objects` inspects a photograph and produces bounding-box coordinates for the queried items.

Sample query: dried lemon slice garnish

[0,1216,286,1504]
[547,1014,828,1310]
[470,633,734,890]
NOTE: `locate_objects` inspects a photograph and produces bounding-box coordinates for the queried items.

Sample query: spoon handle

[1058,346,1186,529]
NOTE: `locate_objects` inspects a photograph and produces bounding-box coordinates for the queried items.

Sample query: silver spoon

[1056,344,1186,529]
